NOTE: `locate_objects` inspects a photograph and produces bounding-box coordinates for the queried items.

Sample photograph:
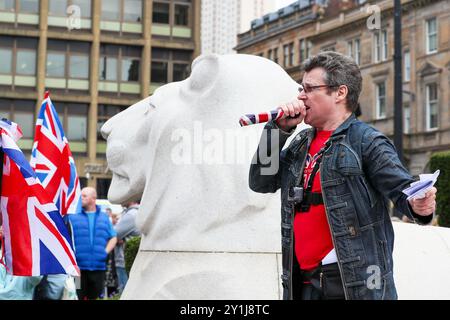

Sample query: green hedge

[124,236,141,275]
[430,151,450,227]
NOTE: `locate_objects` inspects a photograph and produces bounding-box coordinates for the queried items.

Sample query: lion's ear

[180,54,220,99]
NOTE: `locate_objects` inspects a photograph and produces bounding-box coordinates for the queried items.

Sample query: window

[55,102,88,141]
[69,54,89,79]
[376,82,386,119]
[97,105,127,140]
[426,18,437,54]
[404,104,410,134]
[99,44,141,83]
[153,0,191,27]
[49,0,91,18]
[374,30,388,62]
[0,0,15,11]
[46,40,90,79]
[273,47,278,64]
[0,36,37,77]
[404,50,410,82]
[0,99,35,139]
[19,0,38,13]
[151,48,191,84]
[16,38,37,76]
[299,39,306,64]
[153,2,169,23]
[123,0,142,22]
[0,0,38,13]
[101,0,120,20]
[101,0,142,22]
[426,83,438,130]
[347,38,361,65]
[0,47,13,74]
[267,49,272,60]
[174,4,189,26]
[283,43,293,67]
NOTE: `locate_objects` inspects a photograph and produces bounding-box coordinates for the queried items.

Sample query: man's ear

[336,85,348,104]
[180,54,220,100]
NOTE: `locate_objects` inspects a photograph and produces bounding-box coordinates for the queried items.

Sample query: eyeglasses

[298,83,340,94]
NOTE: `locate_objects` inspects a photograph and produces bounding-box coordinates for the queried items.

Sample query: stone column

[193,0,202,58]
[36,0,49,115]
[87,0,101,188]
[141,0,152,98]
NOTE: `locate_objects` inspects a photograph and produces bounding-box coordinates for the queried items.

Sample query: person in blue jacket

[69,187,117,300]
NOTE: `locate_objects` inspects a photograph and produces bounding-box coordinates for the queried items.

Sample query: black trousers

[77,270,106,300]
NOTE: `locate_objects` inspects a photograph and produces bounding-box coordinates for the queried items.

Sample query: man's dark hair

[302,51,362,113]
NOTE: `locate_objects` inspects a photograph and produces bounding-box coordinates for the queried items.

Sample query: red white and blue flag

[30,91,81,216]
[0,120,79,276]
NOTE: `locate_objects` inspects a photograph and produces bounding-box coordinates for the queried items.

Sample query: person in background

[113,201,141,294]
[69,187,117,300]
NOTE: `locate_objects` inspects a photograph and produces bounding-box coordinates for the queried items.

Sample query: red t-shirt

[293,130,334,271]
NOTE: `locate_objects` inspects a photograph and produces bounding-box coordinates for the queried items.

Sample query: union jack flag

[0,120,79,276]
[30,91,81,216]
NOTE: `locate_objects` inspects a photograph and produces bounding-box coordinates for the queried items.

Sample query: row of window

[0,37,192,88]
[0,0,191,26]
[0,99,131,143]
[375,81,438,131]
[259,17,438,68]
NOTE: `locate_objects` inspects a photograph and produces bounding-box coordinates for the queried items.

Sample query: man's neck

[317,111,352,131]
[84,205,96,212]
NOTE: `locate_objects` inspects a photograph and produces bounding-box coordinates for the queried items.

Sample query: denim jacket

[249,114,431,300]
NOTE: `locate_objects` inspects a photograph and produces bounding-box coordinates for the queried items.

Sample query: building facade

[201,0,275,54]
[0,0,201,197]
[236,0,450,175]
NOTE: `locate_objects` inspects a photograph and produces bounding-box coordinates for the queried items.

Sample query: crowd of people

[0,186,141,300]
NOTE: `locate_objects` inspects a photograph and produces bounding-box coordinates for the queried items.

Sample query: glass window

[299,39,305,63]
[0,99,11,120]
[404,50,410,82]
[69,54,89,78]
[47,52,66,77]
[99,56,118,81]
[427,83,438,130]
[173,63,189,82]
[382,30,388,60]
[66,103,87,141]
[73,0,91,18]
[101,0,120,21]
[174,4,189,26]
[49,0,67,15]
[0,0,15,11]
[376,82,386,118]
[16,50,36,75]
[121,58,139,81]
[123,0,141,22]
[14,100,35,138]
[426,18,437,53]
[404,105,410,134]
[153,2,169,24]
[354,38,360,65]
[19,0,39,13]
[0,48,12,73]
[151,61,168,83]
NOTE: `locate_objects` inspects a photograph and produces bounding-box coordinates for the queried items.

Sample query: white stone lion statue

[101,54,450,300]
[101,54,301,299]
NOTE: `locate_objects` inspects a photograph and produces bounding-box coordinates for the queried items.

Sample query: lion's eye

[145,102,156,115]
